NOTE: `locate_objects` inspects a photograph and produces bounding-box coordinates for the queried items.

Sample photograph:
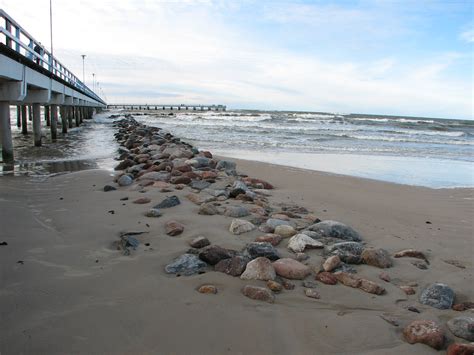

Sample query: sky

[1,0,473,119]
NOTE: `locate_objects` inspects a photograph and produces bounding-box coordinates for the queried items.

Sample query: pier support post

[68,107,73,128]
[16,105,21,128]
[28,105,32,121]
[50,104,58,140]
[32,103,42,146]
[0,101,13,163]
[61,107,68,134]
[75,107,80,127]
[45,105,51,126]
[21,105,27,134]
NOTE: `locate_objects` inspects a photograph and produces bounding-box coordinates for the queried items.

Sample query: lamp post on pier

[81,54,86,83]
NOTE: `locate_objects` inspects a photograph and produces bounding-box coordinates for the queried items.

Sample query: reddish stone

[334,272,361,288]
[267,280,283,293]
[197,285,218,294]
[272,258,311,280]
[165,220,184,236]
[242,285,275,303]
[171,176,191,185]
[133,197,151,204]
[447,343,474,355]
[400,286,416,295]
[152,181,171,189]
[359,279,385,295]
[182,171,200,179]
[243,177,274,189]
[453,302,474,311]
[316,272,338,285]
[201,171,218,180]
[379,272,391,282]
[403,320,445,350]
[173,164,192,173]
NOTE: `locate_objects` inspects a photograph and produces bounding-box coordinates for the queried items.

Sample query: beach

[1,120,473,354]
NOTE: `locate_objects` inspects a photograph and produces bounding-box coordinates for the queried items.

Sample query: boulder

[165,254,207,275]
[316,272,338,285]
[198,203,220,215]
[273,258,311,280]
[241,285,275,303]
[118,175,133,186]
[266,218,292,230]
[244,242,280,261]
[154,195,180,209]
[214,256,248,276]
[189,236,210,249]
[224,206,250,218]
[447,343,474,355]
[255,234,283,246]
[274,225,297,238]
[323,255,341,272]
[216,160,236,171]
[403,320,445,350]
[199,245,232,265]
[447,316,474,341]
[190,180,211,191]
[419,283,455,309]
[326,242,364,264]
[361,248,393,268]
[287,234,324,253]
[240,257,276,281]
[229,219,256,235]
[308,220,362,241]
[138,171,171,182]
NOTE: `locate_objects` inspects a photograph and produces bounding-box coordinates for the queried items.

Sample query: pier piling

[0,101,13,163]
[21,105,27,135]
[32,103,42,147]
[16,105,21,128]
[50,104,58,140]
[45,105,51,126]
[61,107,68,133]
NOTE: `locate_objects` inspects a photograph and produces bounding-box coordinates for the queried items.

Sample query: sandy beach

[1,132,473,355]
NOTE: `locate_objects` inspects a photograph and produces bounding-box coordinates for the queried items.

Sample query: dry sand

[0,159,473,354]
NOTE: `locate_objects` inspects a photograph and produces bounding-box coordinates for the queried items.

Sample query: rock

[273,258,311,280]
[295,253,309,262]
[171,176,191,185]
[267,280,283,293]
[241,285,275,303]
[145,208,162,217]
[258,224,275,233]
[165,220,184,236]
[403,320,445,350]
[266,218,292,229]
[361,248,393,268]
[453,302,474,311]
[165,254,207,275]
[154,195,180,209]
[400,286,416,295]
[118,175,133,186]
[255,234,283,246]
[216,160,236,171]
[240,257,276,281]
[189,236,210,249]
[244,242,280,261]
[214,256,248,276]
[152,181,171,189]
[229,219,256,235]
[274,225,297,238]
[323,255,341,272]
[326,242,364,264]
[104,185,117,192]
[305,288,320,299]
[447,316,474,341]
[186,193,216,205]
[316,272,338,285]
[332,262,358,274]
[419,283,455,309]
[243,177,274,189]
[412,260,429,269]
[307,220,362,241]
[359,279,385,295]
[115,159,134,171]
[447,343,474,355]
[139,171,171,182]
[271,213,290,221]
[201,171,218,180]
[302,280,318,288]
[197,285,218,294]
[199,245,232,265]
[288,234,324,253]
[198,203,220,215]
[133,197,151,204]
[406,305,421,313]
[224,206,250,218]
[334,272,361,288]
[394,249,429,263]
[190,180,211,190]
[379,272,391,282]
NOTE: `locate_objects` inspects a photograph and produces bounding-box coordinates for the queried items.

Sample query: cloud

[460,29,474,43]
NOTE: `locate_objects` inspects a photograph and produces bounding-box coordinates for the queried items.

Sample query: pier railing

[107,104,227,111]
[0,8,105,105]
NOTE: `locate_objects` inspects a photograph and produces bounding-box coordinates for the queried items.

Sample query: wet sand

[0,160,472,354]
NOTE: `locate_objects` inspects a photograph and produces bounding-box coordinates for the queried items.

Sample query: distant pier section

[107,104,226,111]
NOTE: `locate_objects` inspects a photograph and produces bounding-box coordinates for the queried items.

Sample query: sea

[2,108,473,188]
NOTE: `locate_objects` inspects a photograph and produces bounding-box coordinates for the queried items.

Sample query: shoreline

[1,117,472,354]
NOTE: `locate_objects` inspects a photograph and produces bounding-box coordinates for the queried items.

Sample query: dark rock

[403,320,445,350]
[216,160,236,171]
[244,242,280,261]
[308,220,362,241]
[0,241,8,246]
[302,280,318,288]
[241,285,275,303]
[406,305,421,313]
[165,254,207,275]
[447,316,474,341]
[154,195,180,209]
[114,159,134,171]
[215,256,248,276]
[171,176,191,185]
[326,242,364,264]
[104,185,117,192]
[199,245,232,265]
[189,236,210,249]
[419,283,455,309]
[190,180,211,190]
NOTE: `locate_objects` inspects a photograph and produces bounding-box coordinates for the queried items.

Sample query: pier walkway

[107,104,226,111]
[0,9,106,164]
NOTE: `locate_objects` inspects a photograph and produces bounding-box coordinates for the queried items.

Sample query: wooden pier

[107,104,226,111]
